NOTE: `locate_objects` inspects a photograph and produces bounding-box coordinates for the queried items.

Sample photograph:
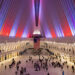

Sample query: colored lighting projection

[0,0,10,30]
[41,12,52,38]
[0,0,4,9]
[47,0,64,37]
[34,0,40,26]
[0,0,75,38]
[22,18,31,38]
[15,0,33,38]
[56,0,72,37]
[1,0,21,36]
[60,0,75,36]
[22,0,34,38]
[9,10,22,37]
[0,0,33,38]
[40,0,75,38]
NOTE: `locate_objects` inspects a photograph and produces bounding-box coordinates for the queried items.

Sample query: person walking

[5,65,7,70]
[47,72,50,75]
[62,70,64,75]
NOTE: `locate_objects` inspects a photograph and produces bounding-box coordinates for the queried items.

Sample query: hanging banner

[34,37,40,49]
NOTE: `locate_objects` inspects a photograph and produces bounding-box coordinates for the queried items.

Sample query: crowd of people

[0,54,75,75]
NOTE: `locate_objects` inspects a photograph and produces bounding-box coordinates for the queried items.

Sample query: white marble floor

[0,55,75,75]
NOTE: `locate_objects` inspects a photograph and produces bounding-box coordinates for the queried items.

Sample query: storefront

[0,52,19,62]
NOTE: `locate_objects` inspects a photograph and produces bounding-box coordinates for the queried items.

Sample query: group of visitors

[0,55,75,75]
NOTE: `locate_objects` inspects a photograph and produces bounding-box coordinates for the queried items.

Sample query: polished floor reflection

[0,54,75,75]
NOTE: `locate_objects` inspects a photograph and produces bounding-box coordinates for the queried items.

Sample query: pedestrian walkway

[0,55,75,75]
